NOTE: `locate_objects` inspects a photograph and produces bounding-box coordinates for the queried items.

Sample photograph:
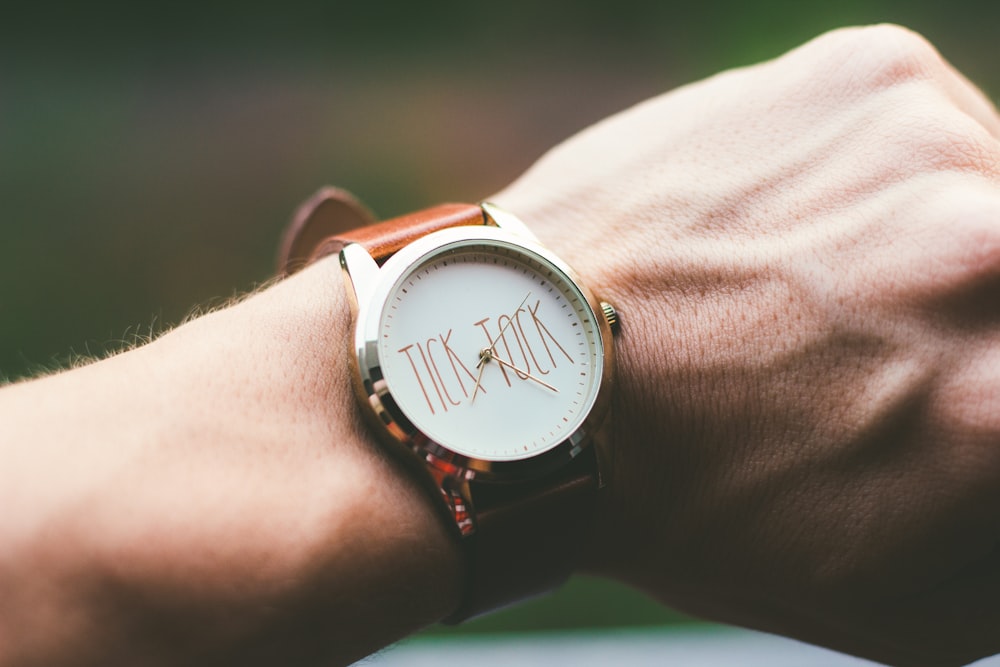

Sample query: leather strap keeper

[277,187,377,277]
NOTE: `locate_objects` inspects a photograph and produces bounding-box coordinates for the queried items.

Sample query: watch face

[365,233,606,467]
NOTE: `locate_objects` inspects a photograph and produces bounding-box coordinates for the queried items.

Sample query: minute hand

[490,355,559,393]
[485,292,532,355]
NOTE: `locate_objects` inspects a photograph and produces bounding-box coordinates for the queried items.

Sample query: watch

[277,188,617,621]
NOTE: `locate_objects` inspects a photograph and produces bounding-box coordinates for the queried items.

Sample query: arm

[0,259,462,666]
[2,23,999,667]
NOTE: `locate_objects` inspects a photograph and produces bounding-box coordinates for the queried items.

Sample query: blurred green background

[1,0,996,639]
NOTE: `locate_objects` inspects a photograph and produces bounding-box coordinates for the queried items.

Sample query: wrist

[0,256,463,665]
[487,193,632,579]
[145,256,465,659]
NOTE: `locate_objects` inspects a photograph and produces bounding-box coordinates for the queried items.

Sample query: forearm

[0,258,462,666]
[4,23,999,667]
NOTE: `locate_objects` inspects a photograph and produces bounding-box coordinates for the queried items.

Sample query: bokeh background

[1,0,996,646]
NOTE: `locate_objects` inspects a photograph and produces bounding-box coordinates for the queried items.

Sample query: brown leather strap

[446,448,598,622]
[307,202,486,267]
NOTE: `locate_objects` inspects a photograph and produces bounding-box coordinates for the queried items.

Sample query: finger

[870,178,1000,317]
[937,56,1000,142]
[931,335,1000,477]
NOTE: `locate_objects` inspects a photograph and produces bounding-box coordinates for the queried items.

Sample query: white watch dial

[376,239,604,462]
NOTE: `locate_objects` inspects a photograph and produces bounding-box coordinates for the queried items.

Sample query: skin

[0,23,997,667]
[496,24,1000,666]
[0,264,463,666]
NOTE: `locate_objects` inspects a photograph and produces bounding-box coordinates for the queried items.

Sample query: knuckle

[895,107,1000,174]
[940,187,1000,280]
[809,24,944,92]
[890,181,1000,314]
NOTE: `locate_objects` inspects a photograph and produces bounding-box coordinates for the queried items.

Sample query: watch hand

[469,292,532,405]
[490,355,559,393]
[485,291,531,354]
[470,350,489,404]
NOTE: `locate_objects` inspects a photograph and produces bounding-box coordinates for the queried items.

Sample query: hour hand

[469,349,490,404]
[490,355,559,393]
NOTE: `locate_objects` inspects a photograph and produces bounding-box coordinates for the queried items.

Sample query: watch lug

[340,242,380,311]
[481,201,541,244]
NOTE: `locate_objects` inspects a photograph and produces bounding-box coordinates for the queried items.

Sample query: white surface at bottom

[358,626,1000,667]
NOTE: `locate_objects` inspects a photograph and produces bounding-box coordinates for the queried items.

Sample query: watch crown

[600,301,619,332]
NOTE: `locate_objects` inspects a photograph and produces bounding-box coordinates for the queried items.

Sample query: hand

[470,352,488,403]
[495,25,1000,667]
[488,352,559,393]
[470,292,533,403]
